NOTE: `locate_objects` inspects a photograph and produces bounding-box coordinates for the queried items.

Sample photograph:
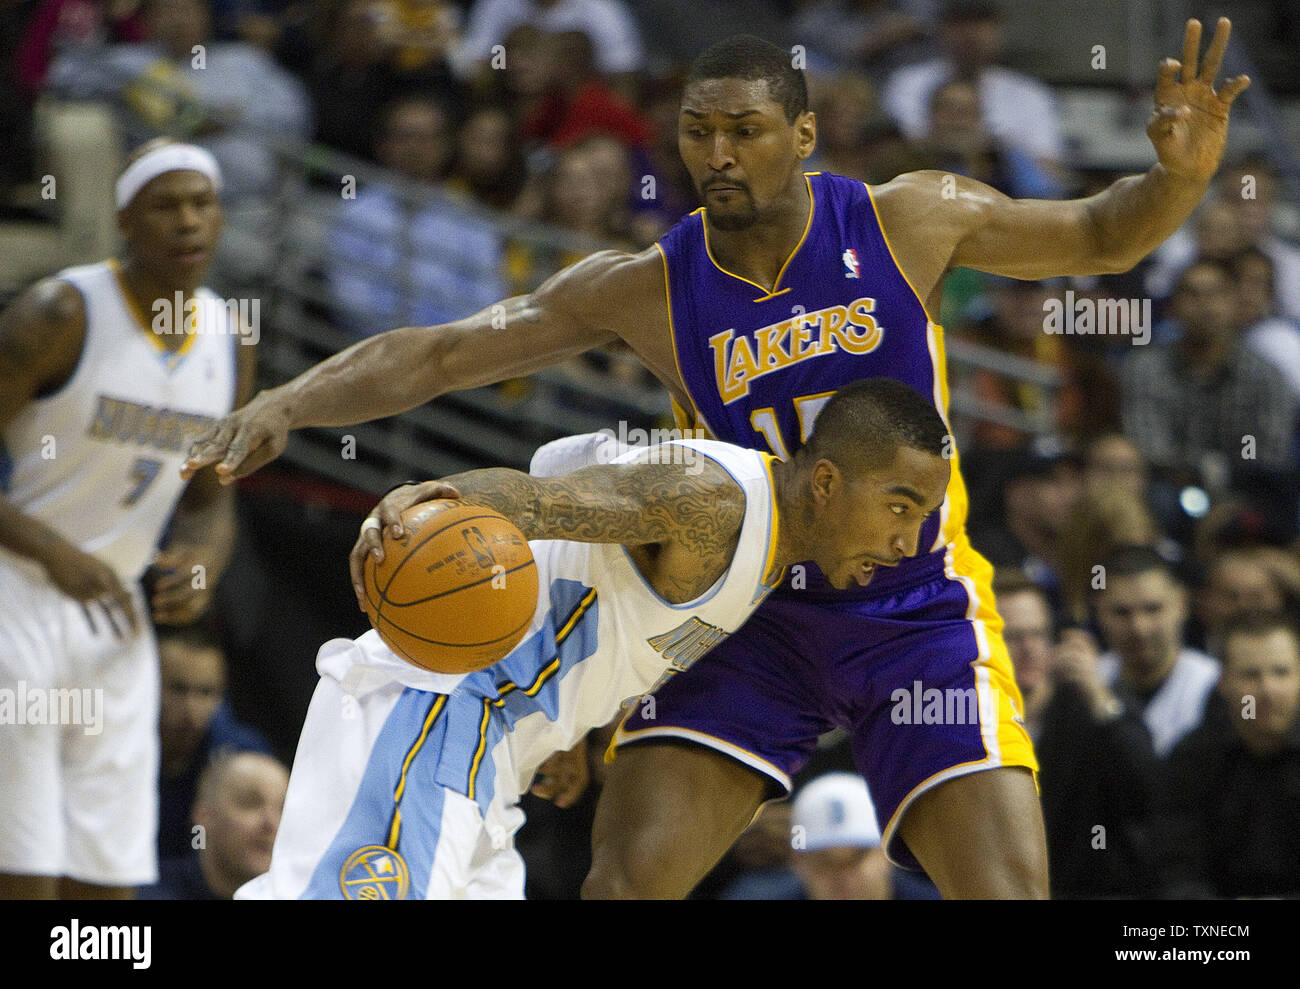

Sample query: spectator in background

[1230,247,1300,399]
[508,134,637,292]
[911,79,1063,199]
[1120,258,1297,479]
[1156,611,1300,898]
[445,104,528,212]
[805,72,880,183]
[454,0,644,95]
[996,569,1160,898]
[1195,546,1300,657]
[1147,154,1300,322]
[17,0,147,97]
[518,29,652,151]
[48,0,311,207]
[967,445,1082,614]
[993,568,1054,739]
[1057,488,1162,626]
[327,91,507,338]
[140,751,288,899]
[953,278,1116,451]
[720,773,939,900]
[157,624,271,862]
[1093,546,1220,759]
[881,0,1065,171]
[1083,432,1148,501]
[791,0,935,80]
[300,0,460,163]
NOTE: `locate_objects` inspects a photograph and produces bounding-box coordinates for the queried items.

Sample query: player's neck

[704,175,811,293]
[116,257,203,352]
[116,257,202,315]
[768,456,814,569]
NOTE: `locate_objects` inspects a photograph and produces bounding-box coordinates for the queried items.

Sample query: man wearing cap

[0,139,253,899]
[723,773,940,899]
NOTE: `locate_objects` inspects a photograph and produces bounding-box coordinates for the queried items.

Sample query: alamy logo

[842,248,861,279]
[890,680,1000,725]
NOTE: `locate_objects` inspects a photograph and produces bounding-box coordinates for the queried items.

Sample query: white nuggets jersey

[240,438,782,899]
[0,260,237,582]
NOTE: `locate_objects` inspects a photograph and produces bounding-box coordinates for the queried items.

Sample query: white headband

[115,144,223,209]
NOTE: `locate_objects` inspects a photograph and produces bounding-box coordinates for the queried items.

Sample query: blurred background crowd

[1,0,1298,899]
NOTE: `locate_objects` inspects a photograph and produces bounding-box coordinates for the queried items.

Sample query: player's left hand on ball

[528,736,590,809]
[148,545,214,624]
[349,480,463,611]
[1148,18,1250,182]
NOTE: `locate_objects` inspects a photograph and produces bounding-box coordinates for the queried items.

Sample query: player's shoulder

[0,272,87,351]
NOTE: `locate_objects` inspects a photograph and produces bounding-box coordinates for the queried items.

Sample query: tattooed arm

[349,458,748,606]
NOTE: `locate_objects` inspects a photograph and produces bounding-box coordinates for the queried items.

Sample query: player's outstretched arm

[181,247,662,483]
[348,460,746,610]
[887,18,1248,282]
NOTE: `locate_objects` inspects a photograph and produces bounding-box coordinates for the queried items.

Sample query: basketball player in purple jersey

[186,19,1249,897]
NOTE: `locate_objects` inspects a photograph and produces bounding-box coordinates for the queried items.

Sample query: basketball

[361,500,539,674]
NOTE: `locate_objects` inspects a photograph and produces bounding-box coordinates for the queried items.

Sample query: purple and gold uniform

[611,172,1037,868]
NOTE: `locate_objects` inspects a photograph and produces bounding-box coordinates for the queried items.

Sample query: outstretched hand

[1148,18,1250,183]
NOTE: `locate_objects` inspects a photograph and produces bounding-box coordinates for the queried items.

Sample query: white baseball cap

[791,773,882,851]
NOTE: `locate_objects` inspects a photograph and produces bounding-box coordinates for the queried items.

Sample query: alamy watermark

[589,422,712,474]
[151,293,260,346]
[1043,291,1151,346]
[0,681,103,735]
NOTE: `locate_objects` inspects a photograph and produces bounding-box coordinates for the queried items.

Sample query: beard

[706,199,760,230]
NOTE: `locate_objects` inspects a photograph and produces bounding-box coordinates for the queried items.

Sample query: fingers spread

[1200,16,1230,83]
[1181,18,1201,84]
[1219,74,1250,105]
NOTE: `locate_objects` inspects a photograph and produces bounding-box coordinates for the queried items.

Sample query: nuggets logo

[339,845,411,900]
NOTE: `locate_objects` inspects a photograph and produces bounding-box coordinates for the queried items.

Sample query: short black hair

[1095,544,1178,587]
[801,378,950,475]
[684,35,808,124]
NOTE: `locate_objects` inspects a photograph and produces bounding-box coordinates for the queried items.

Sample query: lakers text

[0,681,103,736]
[151,293,260,345]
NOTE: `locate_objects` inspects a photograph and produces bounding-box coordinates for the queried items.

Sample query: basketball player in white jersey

[0,140,254,898]
[237,378,951,899]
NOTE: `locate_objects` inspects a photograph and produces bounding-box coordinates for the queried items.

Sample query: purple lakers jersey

[658,171,971,597]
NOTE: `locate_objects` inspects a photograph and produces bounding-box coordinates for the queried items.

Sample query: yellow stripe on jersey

[107,257,200,362]
[466,588,599,799]
[387,693,448,849]
[698,174,818,303]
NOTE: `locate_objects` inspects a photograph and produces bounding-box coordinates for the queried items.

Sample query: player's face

[118,169,223,285]
[809,447,950,590]
[678,78,815,231]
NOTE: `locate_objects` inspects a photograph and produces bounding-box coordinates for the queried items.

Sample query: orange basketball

[361,500,539,674]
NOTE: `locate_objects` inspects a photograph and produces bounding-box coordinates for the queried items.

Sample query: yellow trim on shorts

[878,534,1039,868]
[387,693,448,849]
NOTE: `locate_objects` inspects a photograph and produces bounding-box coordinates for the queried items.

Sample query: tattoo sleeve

[438,460,746,571]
